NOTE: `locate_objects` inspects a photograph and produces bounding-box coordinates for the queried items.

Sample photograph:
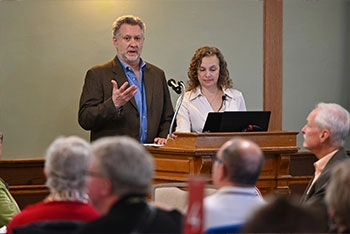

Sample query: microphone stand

[168,82,186,139]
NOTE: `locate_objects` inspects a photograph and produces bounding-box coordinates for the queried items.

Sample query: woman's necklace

[202,89,223,112]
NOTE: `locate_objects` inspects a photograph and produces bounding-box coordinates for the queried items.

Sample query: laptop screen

[202,111,271,133]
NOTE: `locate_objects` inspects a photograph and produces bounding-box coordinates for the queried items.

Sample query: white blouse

[175,87,247,133]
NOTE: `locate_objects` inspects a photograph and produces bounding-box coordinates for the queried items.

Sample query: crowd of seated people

[2,135,184,234]
[1,136,349,233]
[1,100,349,233]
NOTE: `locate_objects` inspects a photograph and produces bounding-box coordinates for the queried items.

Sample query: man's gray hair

[112,15,146,38]
[91,136,154,196]
[45,136,91,193]
[314,102,350,146]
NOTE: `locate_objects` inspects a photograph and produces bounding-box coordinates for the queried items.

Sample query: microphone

[167,79,184,94]
[168,80,186,139]
[220,95,226,109]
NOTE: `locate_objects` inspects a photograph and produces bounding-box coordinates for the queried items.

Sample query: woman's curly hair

[187,46,233,91]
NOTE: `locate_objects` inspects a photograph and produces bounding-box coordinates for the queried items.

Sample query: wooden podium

[145,131,299,196]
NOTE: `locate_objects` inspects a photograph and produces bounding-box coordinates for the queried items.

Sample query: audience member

[300,102,350,225]
[242,195,326,233]
[204,137,265,232]
[0,132,20,230]
[6,136,99,234]
[325,158,350,233]
[75,136,183,234]
[175,46,246,133]
[78,15,173,145]
[0,178,20,229]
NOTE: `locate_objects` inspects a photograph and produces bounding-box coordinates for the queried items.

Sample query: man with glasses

[78,15,173,145]
[204,137,265,233]
[76,136,183,234]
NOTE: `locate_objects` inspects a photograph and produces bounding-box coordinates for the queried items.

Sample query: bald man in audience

[204,137,265,232]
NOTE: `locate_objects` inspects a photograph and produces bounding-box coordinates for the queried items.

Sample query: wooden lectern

[145,131,299,196]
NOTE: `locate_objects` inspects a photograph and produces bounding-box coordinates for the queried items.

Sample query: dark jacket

[78,56,174,142]
[12,220,84,234]
[300,147,349,229]
[75,195,183,234]
[301,147,349,204]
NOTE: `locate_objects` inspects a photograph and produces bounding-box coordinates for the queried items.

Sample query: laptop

[202,111,271,133]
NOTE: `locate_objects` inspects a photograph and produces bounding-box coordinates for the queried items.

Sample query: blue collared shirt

[118,58,148,143]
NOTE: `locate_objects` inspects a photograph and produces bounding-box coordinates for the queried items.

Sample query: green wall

[0,0,349,158]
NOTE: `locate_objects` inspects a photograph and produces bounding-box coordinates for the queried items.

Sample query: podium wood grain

[147,131,299,195]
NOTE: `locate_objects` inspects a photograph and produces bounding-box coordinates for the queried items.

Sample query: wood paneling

[149,131,299,196]
[263,0,283,130]
[0,159,49,209]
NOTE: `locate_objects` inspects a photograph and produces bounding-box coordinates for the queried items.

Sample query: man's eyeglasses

[211,153,224,164]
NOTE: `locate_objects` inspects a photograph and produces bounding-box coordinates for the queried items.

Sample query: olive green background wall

[0,0,349,158]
